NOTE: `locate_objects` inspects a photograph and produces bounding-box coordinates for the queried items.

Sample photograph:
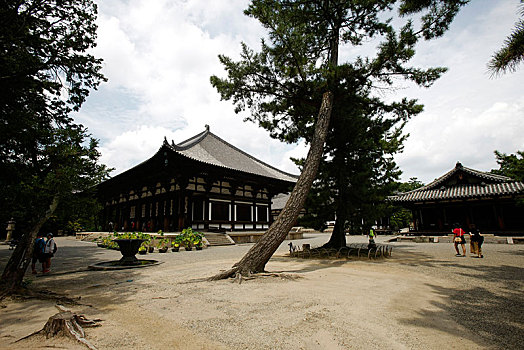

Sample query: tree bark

[0,195,60,295]
[324,206,347,248]
[210,91,333,280]
[17,305,100,350]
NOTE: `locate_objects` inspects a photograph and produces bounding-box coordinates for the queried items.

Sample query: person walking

[452,223,466,257]
[31,233,46,274]
[43,233,57,273]
[470,227,484,258]
[469,225,478,256]
[368,227,376,249]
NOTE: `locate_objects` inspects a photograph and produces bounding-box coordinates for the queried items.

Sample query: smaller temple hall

[390,162,524,234]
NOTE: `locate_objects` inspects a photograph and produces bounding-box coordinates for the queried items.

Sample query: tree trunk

[17,305,100,350]
[324,208,347,248]
[0,195,60,295]
[210,91,333,280]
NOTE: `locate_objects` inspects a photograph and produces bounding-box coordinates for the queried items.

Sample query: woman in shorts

[452,223,466,257]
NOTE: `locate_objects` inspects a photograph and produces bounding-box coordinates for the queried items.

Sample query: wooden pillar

[497,205,505,230]
[177,176,189,231]
[230,198,235,231]
[251,194,256,230]
[204,179,213,231]
[230,182,239,231]
[115,204,121,232]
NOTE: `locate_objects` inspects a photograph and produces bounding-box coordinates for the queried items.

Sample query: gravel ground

[0,233,522,350]
[385,239,524,349]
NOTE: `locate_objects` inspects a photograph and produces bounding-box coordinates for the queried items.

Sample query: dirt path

[1,235,522,349]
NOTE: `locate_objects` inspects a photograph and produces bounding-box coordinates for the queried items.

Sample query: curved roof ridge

[206,131,299,179]
[390,181,524,202]
[174,125,210,150]
[419,162,512,191]
[461,165,511,182]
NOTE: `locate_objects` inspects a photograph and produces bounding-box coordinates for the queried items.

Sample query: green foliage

[100,237,118,250]
[156,238,169,249]
[212,1,464,241]
[178,227,204,247]
[389,208,413,231]
[96,232,154,250]
[492,150,524,181]
[113,232,149,240]
[0,0,109,237]
[488,2,524,76]
[172,235,182,247]
[397,177,425,193]
[386,178,425,231]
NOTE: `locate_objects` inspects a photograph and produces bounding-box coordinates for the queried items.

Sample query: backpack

[52,241,57,254]
[36,238,46,254]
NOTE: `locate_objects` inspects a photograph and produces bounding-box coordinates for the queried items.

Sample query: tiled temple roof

[165,125,298,183]
[390,162,524,202]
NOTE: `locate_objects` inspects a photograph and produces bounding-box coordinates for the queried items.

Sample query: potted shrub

[180,227,193,251]
[191,230,204,250]
[194,237,203,250]
[158,238,169,253]
[179,227,204,251]
[138,245,147,255]
[171,235,181,252]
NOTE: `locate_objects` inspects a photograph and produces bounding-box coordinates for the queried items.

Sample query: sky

[74,0,524,185]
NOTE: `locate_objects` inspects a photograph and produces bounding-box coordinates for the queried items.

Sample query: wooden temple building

[97,125,297,232]
[390,162,524,235]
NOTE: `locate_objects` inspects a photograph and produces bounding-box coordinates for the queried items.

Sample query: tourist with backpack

[43,233,57,273]
[31,233,46,274]
[368,227,377,249]
[470,227,484,258]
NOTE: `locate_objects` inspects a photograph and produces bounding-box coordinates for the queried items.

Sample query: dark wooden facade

[97,126,297,232]
[390,162,524,235]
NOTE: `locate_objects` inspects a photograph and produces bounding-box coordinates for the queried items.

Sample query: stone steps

[204,233,235,246]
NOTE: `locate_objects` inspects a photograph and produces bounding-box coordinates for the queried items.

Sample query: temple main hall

[97,125,297,232]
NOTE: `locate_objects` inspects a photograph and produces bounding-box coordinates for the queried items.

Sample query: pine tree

[210,0,466,279]
[0,0,109,294]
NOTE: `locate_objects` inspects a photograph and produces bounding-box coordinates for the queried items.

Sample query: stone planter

[114,239,145,265]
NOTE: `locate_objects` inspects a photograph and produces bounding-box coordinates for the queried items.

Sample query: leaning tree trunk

[210,91,333,280]
[0,195,60,295]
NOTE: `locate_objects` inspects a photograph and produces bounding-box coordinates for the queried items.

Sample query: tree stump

[18,306,100,350]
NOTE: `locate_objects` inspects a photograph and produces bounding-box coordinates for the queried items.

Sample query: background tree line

[0,0,110,293]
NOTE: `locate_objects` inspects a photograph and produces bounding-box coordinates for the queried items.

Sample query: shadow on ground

[399,262,524,350]
[0,239,153,312]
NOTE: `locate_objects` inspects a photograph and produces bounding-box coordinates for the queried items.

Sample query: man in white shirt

[43,233,57,273]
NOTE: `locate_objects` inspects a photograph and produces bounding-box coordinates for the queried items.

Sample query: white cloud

[397,98,524,183]
[99,125,178,174]
[75,0,523,186]
[392,1,524,183]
